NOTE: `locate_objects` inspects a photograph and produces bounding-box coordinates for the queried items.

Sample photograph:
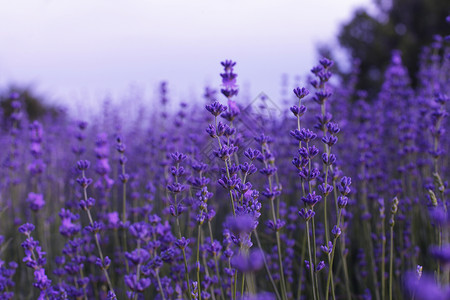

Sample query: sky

[0,0,372,114]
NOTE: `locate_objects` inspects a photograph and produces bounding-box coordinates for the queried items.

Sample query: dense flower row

[0,31,448,300]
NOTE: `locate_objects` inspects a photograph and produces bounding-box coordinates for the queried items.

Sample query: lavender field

[0,21,449,300]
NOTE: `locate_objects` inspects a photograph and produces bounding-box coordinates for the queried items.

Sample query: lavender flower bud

[316,261,326,272]
[206,101,227,117]
[298,208,315,221]
[76,160,90,171]
[293,87,310,99]
[331,225,341,238]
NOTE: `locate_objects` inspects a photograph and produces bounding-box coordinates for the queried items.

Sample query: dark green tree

[334,0,450,96]
[0,84,63,122]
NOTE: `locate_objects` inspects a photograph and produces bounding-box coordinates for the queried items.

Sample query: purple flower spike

[298,208,315,221]
[220,60,239,100]
[301,191,322,207]
[290,105,307,117]
[175,237,190,249]
[316,261,326,272]
[27,192,45,212]
[76,160,90,171]
[293,87,310,99]
[19,223,35,235]
[226,214,256,233]
[206,101,227,117]
[231,250,264,272]
[332,225,341,238]
[337,196,348,208]
[319,57,334,68]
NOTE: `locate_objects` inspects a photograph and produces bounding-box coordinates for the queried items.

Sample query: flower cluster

[0,32,448,300]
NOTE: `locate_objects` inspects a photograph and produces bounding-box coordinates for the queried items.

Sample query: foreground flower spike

[0,27,450,300]
[76,160,116,296]
[220,60,240,122]
[19,223,52,299]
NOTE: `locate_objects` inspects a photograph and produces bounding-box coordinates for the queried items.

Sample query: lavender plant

[0,26,448,300]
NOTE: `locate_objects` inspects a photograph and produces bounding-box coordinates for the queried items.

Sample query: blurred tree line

[0,85,64,124]
[323,0,450,97]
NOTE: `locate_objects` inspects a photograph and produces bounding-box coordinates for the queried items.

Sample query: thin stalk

[176,217,192,300]
[389,225,394,300]
[381,214,386,300]
[263,143,287,300]
[325,209,342,300]
[196,226,202,300]
[81,171,114,293]
[254,230,282,300]
[155,270,167,300]
[311,216,320,299]
[228,259,234,300]
[241,271,245,298]
[208,221,225,299]
[341,242,351,300]
[214,116,236,216]
[306,220,317,300]
[120,156,130,274]
[389,197,399,300]
[133,240,142,300]
[296,231,307,300]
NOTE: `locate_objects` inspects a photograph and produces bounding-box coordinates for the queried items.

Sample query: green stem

[306,220,317,300]
[196,226,202,300]
[208,221,226,300]
[389,225,394,300]
[176,217,192,300]
[296,231,307,300]
[326,209,342,300]
[254,230,282,300]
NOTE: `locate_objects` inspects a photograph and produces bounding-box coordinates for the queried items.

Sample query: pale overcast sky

[0,0,371,113]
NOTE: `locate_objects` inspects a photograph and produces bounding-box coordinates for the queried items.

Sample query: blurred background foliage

[0,0,449,117]
[0,85,64,123]
[325,0,450,97]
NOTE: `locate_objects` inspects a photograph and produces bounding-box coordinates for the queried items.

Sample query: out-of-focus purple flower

[226,214,256,233]
[338,196,348,208]
[220,60,239,99]
[338,176,352,196]
[405,272,450,300]
[79,197,95,211]
[95,256,111,269]
[430,245,450,269]
[241,292,276,300]
[124,274,151,293]
[316,261,326,272]
[107,291,117,300]
[171,152,187,164]
[298,208,315,221]
[332,225,341,238]
[26,192,45,212]
[85,221,103,233]
[266,219,286,232]
[129,222,151,241]
[175,237,190,249]
[231,250,264,272]
[301,191,322,207]
[59,208,80,237]
[125,248,151,266]
[321,241,333,254]
[18,223,35,235]
[106,212,121,229]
